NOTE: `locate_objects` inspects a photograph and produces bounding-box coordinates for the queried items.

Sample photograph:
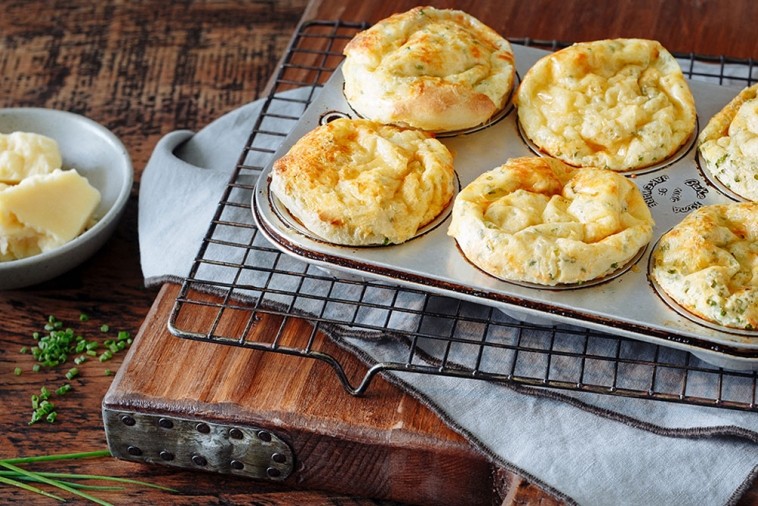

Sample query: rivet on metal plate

[257,430,272,442]
[103,410,295,481]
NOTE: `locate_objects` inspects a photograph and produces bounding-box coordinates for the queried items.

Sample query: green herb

[29,387,56,425]
[55,384,72,396]
[28,315,100,368]
[0,475,64,501]
[19,313,132,425]
[14,367,22,376]
[0,450,176,504]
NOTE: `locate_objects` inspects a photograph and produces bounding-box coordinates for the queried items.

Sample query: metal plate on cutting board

[253,44,758,371]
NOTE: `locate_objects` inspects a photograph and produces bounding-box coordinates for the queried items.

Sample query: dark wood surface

[304,0,758,59]
[1,1,756,505]
[104,284,508,506]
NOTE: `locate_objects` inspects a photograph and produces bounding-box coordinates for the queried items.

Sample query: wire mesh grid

[170,20,758,411]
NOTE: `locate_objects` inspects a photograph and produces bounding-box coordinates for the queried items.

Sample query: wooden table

[1,1,756,505]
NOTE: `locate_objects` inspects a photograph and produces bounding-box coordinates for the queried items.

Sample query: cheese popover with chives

[270,117,455,246]
[516,38,696,171]
[448,156,654,286]
[698,83,758,201]
[342,6,516,132]
[650,202,758,330]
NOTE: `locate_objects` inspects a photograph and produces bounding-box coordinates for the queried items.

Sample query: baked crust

[447,156,654,285]
[270,118,455,246]
[342,6,515,132]
[650,202,758,330]
[698,83,758,201]
[515,38,696,171]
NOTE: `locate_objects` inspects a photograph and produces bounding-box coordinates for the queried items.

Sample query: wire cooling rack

[170,20,758,412]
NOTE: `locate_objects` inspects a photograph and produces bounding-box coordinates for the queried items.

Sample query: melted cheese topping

[342,6,515,132]
[448,156,654,285]
[270,118,455,246]
[516,39,696,171]
[651,203,758,330]
[698,83,758,201]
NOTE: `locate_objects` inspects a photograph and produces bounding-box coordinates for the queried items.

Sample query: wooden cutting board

[103,283,562,506]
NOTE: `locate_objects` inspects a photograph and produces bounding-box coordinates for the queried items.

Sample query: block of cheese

[0,169,100,260]
[0,131,62,183]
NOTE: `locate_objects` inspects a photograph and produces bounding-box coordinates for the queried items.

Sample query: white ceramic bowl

[0,108,133,289]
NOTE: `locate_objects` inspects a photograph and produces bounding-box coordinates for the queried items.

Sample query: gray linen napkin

[139,83,758,505]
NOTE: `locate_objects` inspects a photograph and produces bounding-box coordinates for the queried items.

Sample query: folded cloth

[139,80,758,505]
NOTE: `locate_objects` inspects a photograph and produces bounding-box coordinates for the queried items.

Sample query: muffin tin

[253,44,758,371]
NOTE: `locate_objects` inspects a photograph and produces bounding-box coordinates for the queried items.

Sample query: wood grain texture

[105,284,504,506]
[1,1,756,505]
[0,1,383,504]
[303,0,758,59]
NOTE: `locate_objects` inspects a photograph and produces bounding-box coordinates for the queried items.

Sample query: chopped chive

[55,384,72,396]
[14,367,22,376]
[65,368,79,381]
[99,324,109,333]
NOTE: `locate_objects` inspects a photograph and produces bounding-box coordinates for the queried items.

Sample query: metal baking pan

[253,44,758,371]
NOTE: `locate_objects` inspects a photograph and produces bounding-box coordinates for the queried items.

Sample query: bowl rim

[0,106,133,271]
